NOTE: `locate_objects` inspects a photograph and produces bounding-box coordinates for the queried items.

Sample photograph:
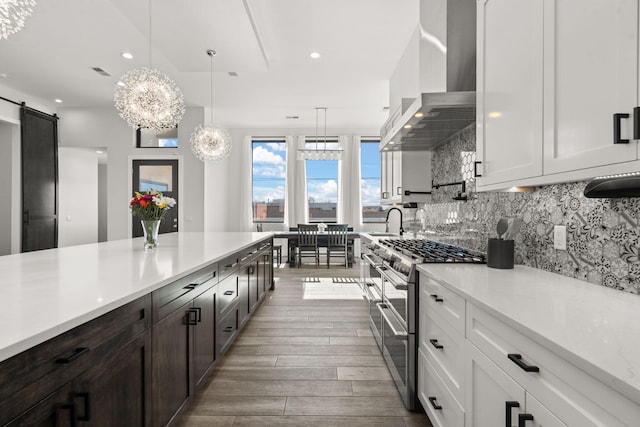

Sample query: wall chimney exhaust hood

[584,172,640,198]
[380,0,476,152]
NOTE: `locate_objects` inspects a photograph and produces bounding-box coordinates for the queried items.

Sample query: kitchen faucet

[385,207,404,236]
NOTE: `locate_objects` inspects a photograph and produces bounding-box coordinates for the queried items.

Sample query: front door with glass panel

[132,159,178,237]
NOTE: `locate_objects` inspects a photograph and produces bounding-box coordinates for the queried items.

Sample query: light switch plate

[554,225,567,250]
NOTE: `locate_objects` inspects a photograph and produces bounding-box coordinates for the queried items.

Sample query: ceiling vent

[286,116,299,119]
[228,72,238,77]
[90,67,111,77]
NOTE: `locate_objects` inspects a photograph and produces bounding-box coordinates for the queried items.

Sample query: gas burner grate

[379,239,486,264]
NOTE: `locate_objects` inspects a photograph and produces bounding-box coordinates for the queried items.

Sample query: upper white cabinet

[476,0,544,186]
[380,150,432,205]
[477,0,640,190]
[543,0,638,174]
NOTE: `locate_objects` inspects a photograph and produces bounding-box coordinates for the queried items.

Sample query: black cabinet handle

[223,326,234,332]
[56,403,77,427]
[224,262,238,269]
[382,191,389,199]
[428,396,442,410]
[224,290,235,296]
[23,210,29,225]
[518,413,534,427]
[429,339,444,350]
[248,266,255,275]
[186,309,199,325]
[506,401,520,427]
[634,107,640,140]
[184,284,196,290]
[397,186,402,196]
[75,392,90,421]
[474,161,482,177]
[614,113,630,144]
[56,347,89,364]
[193,307,202,322]
[508,354,539,372]
[430,294,443,303]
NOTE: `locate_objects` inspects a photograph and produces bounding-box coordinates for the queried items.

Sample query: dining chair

[326,224,349,267]
[256,223,263,232]
[297,224,319,268]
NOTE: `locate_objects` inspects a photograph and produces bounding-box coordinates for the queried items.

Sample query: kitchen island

[0,231,274,426]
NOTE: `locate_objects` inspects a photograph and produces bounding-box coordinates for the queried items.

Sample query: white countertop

[0,232,272,363]
[416,264,640,405]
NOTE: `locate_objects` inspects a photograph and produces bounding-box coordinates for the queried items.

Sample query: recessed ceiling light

[54,99,63,103]
[389,140,395,145]
[403,124,412,129]
[414,112,424,118]
[0,73,7,79]
[310,51,321,59]
[96,150,104,154]
[121,52,133,59]
[116,81,125,87]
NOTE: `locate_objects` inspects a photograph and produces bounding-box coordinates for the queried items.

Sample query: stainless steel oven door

[379,267,411,332]
[361,254,383,350]
[378,302,416,410]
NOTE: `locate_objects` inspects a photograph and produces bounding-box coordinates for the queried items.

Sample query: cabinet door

[73,332,151,427]
[476,0,543,186]
[543,0,638,174]
[257,252,267,301]
[248,260,259,313]
[391,151,403,200]
[238,266,250,326]
[522,393,567,427]
[152,301,191,427]
[192,286,216,387]
[465,341,525,427]
[5,383,75,427]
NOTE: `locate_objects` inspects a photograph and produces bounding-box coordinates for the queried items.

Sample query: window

[252,139,286,223]
[136,126,179,148]
[360,139,387,222]
[305,137,339,222]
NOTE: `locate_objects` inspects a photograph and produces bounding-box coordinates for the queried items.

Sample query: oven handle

[377,303,408,339]
[364,283,382,302]
[363,254,382,267]
[377,267,409,291]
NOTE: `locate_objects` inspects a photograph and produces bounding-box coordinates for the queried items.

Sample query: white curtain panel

[239,135,254,231]
[337,135,362,227]
[286,136,308,227]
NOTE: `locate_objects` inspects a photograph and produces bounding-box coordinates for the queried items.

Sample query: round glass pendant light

[190,49,232,162]
[0,0,37,40]
[113,0,185,131]
[114,67,185,130]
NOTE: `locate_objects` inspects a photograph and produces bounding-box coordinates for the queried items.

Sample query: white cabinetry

[380,150,432,205]
[476,0,640,191]
[476,0,543,186]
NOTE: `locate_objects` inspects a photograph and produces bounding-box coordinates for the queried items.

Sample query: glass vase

[141,219,160,249]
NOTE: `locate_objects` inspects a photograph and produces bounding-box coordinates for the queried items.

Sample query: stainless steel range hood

[380,0,476,151]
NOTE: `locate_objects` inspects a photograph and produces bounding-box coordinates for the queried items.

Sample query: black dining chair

[326,224,349,267]
[297,224,319,268]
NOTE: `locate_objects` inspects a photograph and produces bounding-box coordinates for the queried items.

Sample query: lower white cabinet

[419,348,465,427]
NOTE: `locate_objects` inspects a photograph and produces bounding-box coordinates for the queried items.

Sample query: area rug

[332,277,359,283]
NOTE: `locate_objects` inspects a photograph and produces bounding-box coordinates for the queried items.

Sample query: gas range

[368,238,486,282]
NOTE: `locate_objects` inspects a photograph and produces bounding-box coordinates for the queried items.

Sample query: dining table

[273,228,360,267]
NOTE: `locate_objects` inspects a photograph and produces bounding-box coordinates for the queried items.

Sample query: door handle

[428,396,442,410]
[75,392,91,421]
[474,161,482,177]
[614,113,630,144]
[506,401,520,427]
[429,339,444,350]
[518,413,534,427]
[56,403,77,427]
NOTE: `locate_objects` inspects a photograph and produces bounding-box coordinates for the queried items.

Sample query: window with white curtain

[360,139,387,223]
[305,137,339,222]
[252,139,286,223]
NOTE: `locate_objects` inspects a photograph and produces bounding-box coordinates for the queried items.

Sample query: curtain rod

[0,96,58,119]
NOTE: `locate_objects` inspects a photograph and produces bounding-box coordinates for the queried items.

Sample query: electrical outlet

[554,225,567,250]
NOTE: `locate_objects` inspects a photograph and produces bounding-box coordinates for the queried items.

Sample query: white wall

[98,163,108,242]
[58,148,99,247]
[0,122,15,255]
[58,107,206,241]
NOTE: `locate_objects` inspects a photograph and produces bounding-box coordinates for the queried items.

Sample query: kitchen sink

[366,232,398,236]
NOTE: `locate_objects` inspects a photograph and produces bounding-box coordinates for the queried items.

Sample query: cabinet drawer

[0,295,151,425]
[467,304,640,426]
[219,254,239,281]
[152,263,217,322]
[218,273,239,317]
[217,307,239,357]
[240,245,259,263]
[419,274,465,335]
[418,348,464,427]
[419,310,465,404]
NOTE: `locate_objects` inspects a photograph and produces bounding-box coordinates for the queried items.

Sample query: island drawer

[218,272,240,317]
[217,306,239,357]
[0,294,151,425]
[219,253,239,280]
[152,263,217,322]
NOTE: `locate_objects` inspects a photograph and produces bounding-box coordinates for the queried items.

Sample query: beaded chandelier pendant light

[114,0,185,131]
[190,49,232,162]
[0,0,36,40]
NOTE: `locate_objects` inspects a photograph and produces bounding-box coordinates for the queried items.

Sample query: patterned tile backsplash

[413,125,640,295]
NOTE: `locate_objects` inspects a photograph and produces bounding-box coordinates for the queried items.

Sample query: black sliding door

[132,159,178,237]
[21,106,58,252]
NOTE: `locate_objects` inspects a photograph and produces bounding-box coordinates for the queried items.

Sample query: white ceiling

[0,0,418,130]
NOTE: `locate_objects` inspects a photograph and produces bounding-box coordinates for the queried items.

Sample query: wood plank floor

[176,260,433,427]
